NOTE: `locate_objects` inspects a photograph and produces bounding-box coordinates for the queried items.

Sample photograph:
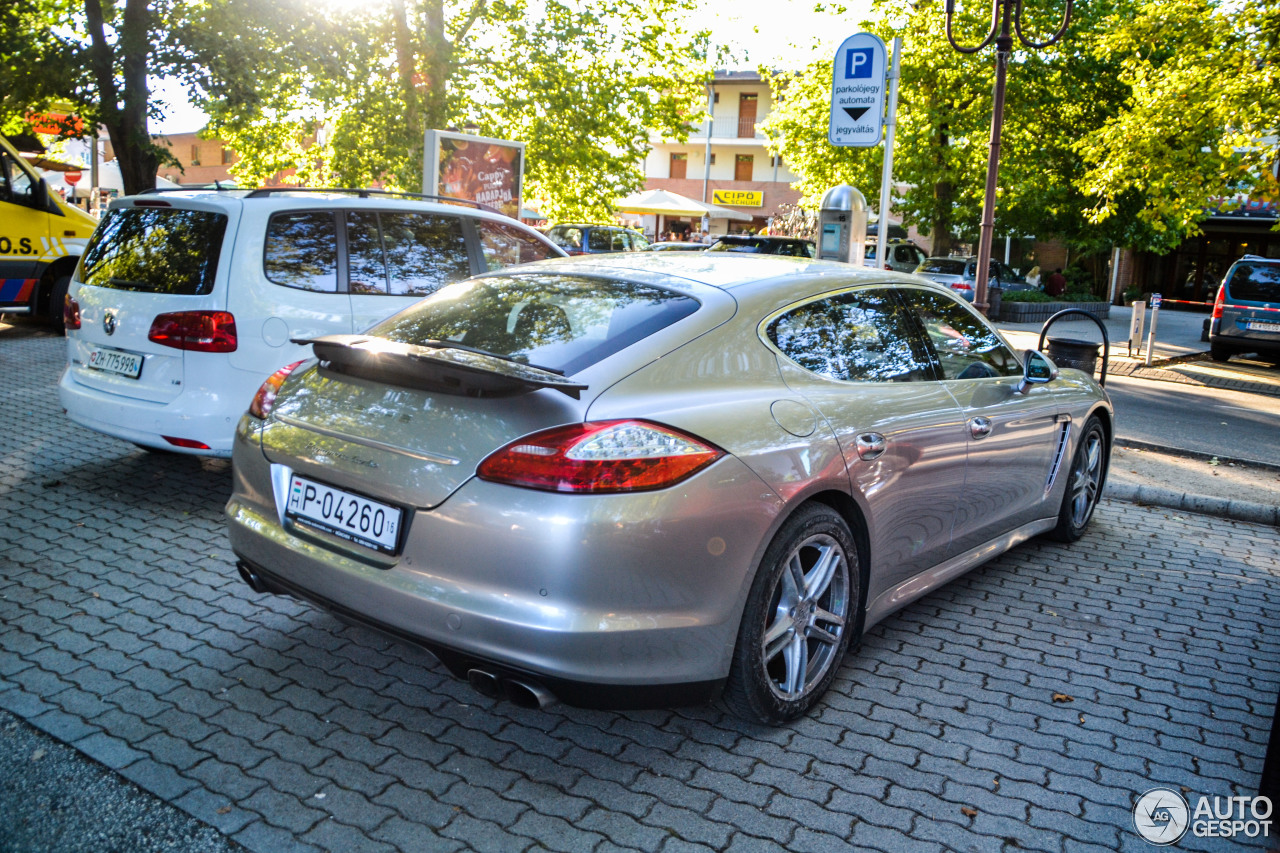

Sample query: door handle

[968,416,993,439]
[855,432,886,460]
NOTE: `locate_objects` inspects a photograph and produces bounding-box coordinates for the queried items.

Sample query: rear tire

[723,504,859,724]
[47,275,71,334]
[1209,343,1234,363]
[1048,416,1108,543]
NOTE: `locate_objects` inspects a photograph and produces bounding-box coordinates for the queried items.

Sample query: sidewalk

[996,303,1280,398]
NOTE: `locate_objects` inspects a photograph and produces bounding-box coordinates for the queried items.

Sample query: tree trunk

[83,0,158,196]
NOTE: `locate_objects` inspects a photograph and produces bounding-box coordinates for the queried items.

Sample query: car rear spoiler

[292,335,588,399]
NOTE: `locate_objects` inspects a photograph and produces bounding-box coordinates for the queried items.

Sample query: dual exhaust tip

[238,561,557,711]
[467,668,557,710]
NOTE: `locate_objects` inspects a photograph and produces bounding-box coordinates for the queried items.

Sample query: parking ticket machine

[816,184,867,265]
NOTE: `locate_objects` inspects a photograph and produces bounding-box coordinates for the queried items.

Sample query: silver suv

[865,238,926,273]
[1209,255,1280,363]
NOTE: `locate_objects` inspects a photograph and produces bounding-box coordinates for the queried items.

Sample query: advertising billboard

[424,130,525,220]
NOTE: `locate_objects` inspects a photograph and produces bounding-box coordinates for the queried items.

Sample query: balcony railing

[688,120,765,140]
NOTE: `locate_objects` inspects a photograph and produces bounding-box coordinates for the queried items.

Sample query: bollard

[1144,293,1161,367]
[1128,301,1145,357]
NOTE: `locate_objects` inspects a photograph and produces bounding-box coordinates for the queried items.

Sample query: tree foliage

[182,0,714,222]
[0,0,196,194]
[1077,0,1280,250]
[763,0,1135,254]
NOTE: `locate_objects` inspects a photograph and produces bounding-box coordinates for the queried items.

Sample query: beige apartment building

[642,70,801,237]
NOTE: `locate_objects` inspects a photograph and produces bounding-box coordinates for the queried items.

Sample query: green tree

[1077,0,1280,251]
[186,0,714,221]
[0,0,189,194]
[763,0,1132,255]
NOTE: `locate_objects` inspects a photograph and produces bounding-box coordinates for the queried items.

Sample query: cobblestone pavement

[3,328,1280,852]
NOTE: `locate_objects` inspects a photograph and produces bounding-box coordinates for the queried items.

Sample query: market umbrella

[616,188,753,222]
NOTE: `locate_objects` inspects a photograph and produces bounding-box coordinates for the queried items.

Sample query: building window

[709,154,716,165]
[735,154,754,182]
[190,144,200,165]
[221,147,233,165]
[738,93,758,138]
[670,152,687,180]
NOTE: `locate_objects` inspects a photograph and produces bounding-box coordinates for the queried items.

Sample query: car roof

[493,250,951,301]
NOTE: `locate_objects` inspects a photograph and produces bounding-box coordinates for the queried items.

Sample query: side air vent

[1045,422,1071,493]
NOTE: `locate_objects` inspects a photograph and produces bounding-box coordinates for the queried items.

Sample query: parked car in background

[1209,255,1280,363]
[59,188,564,456]
[544,224,650,255]
[865,238,927,273]
[650,241,707,252]
[0,133,98,331]
[226,252,1112,725]
[706,235,815,257]
[913,256,1022,301]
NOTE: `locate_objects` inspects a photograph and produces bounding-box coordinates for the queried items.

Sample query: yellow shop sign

[712,190,763,207]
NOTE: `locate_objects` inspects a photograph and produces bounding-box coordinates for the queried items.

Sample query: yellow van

[1,134,99,329]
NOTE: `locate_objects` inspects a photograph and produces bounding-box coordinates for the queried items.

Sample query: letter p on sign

[845,48,874,78]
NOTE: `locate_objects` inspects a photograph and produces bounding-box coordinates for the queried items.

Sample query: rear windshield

[368,273,699,376]
[1226,262,1280,304]
[917,258,969,276]
[78,207,227,295]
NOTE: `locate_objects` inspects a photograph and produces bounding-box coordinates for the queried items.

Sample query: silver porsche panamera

[226,253,1112,724]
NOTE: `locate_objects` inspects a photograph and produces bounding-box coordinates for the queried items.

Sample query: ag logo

[103,310,117,336]
[1134,788,1189,845]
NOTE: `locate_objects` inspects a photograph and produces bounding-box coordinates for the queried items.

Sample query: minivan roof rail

[241,187,501,213]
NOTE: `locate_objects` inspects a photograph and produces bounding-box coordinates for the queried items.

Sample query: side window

[547,227,582,251]
[379,212,471,296]
[897,287,1022,379]
[476,219,557,270]
[631,232,650,251]
[0,149,37,207]
[768,288,933,383]
[611,230,629,252]
[346,212,388,293]
[588,229,612,252]
[264,211,338,292]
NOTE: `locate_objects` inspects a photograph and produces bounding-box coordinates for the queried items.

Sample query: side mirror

[35,177,57,213]
[1017,349,1058,394]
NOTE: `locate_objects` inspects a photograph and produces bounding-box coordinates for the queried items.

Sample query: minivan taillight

[63,294,81,330]
[1212,285,1226,319]
[477,420,724,493]
[148,311,237,352]
[248,360,305,420]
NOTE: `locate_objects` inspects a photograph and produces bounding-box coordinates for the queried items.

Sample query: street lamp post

[945,0,1072,315]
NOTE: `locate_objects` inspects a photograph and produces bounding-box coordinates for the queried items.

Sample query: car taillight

[565,249,586,256]
[148,311,237,352]
[1212,285,1226,319]
[951,283,973,292]
[477,420,724,493]
[63,294,81,330]
[248,360,306,420]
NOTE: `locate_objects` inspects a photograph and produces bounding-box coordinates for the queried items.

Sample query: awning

[616,188,753,222]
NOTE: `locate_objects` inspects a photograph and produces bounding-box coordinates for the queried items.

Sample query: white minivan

[59,189,565,456]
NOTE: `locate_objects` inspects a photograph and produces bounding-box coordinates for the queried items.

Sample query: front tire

[1048,416,1108,542]
[723,504,860,724]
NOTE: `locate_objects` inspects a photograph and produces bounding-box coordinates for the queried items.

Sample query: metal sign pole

[876,37,902,274]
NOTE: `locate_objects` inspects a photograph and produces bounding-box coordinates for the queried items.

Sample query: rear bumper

[59,367,241,456]
[224,422,783,705]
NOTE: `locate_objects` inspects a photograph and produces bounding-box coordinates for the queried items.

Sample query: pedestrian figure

[1046,268,1067,297]
[1025,265,1041,289]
